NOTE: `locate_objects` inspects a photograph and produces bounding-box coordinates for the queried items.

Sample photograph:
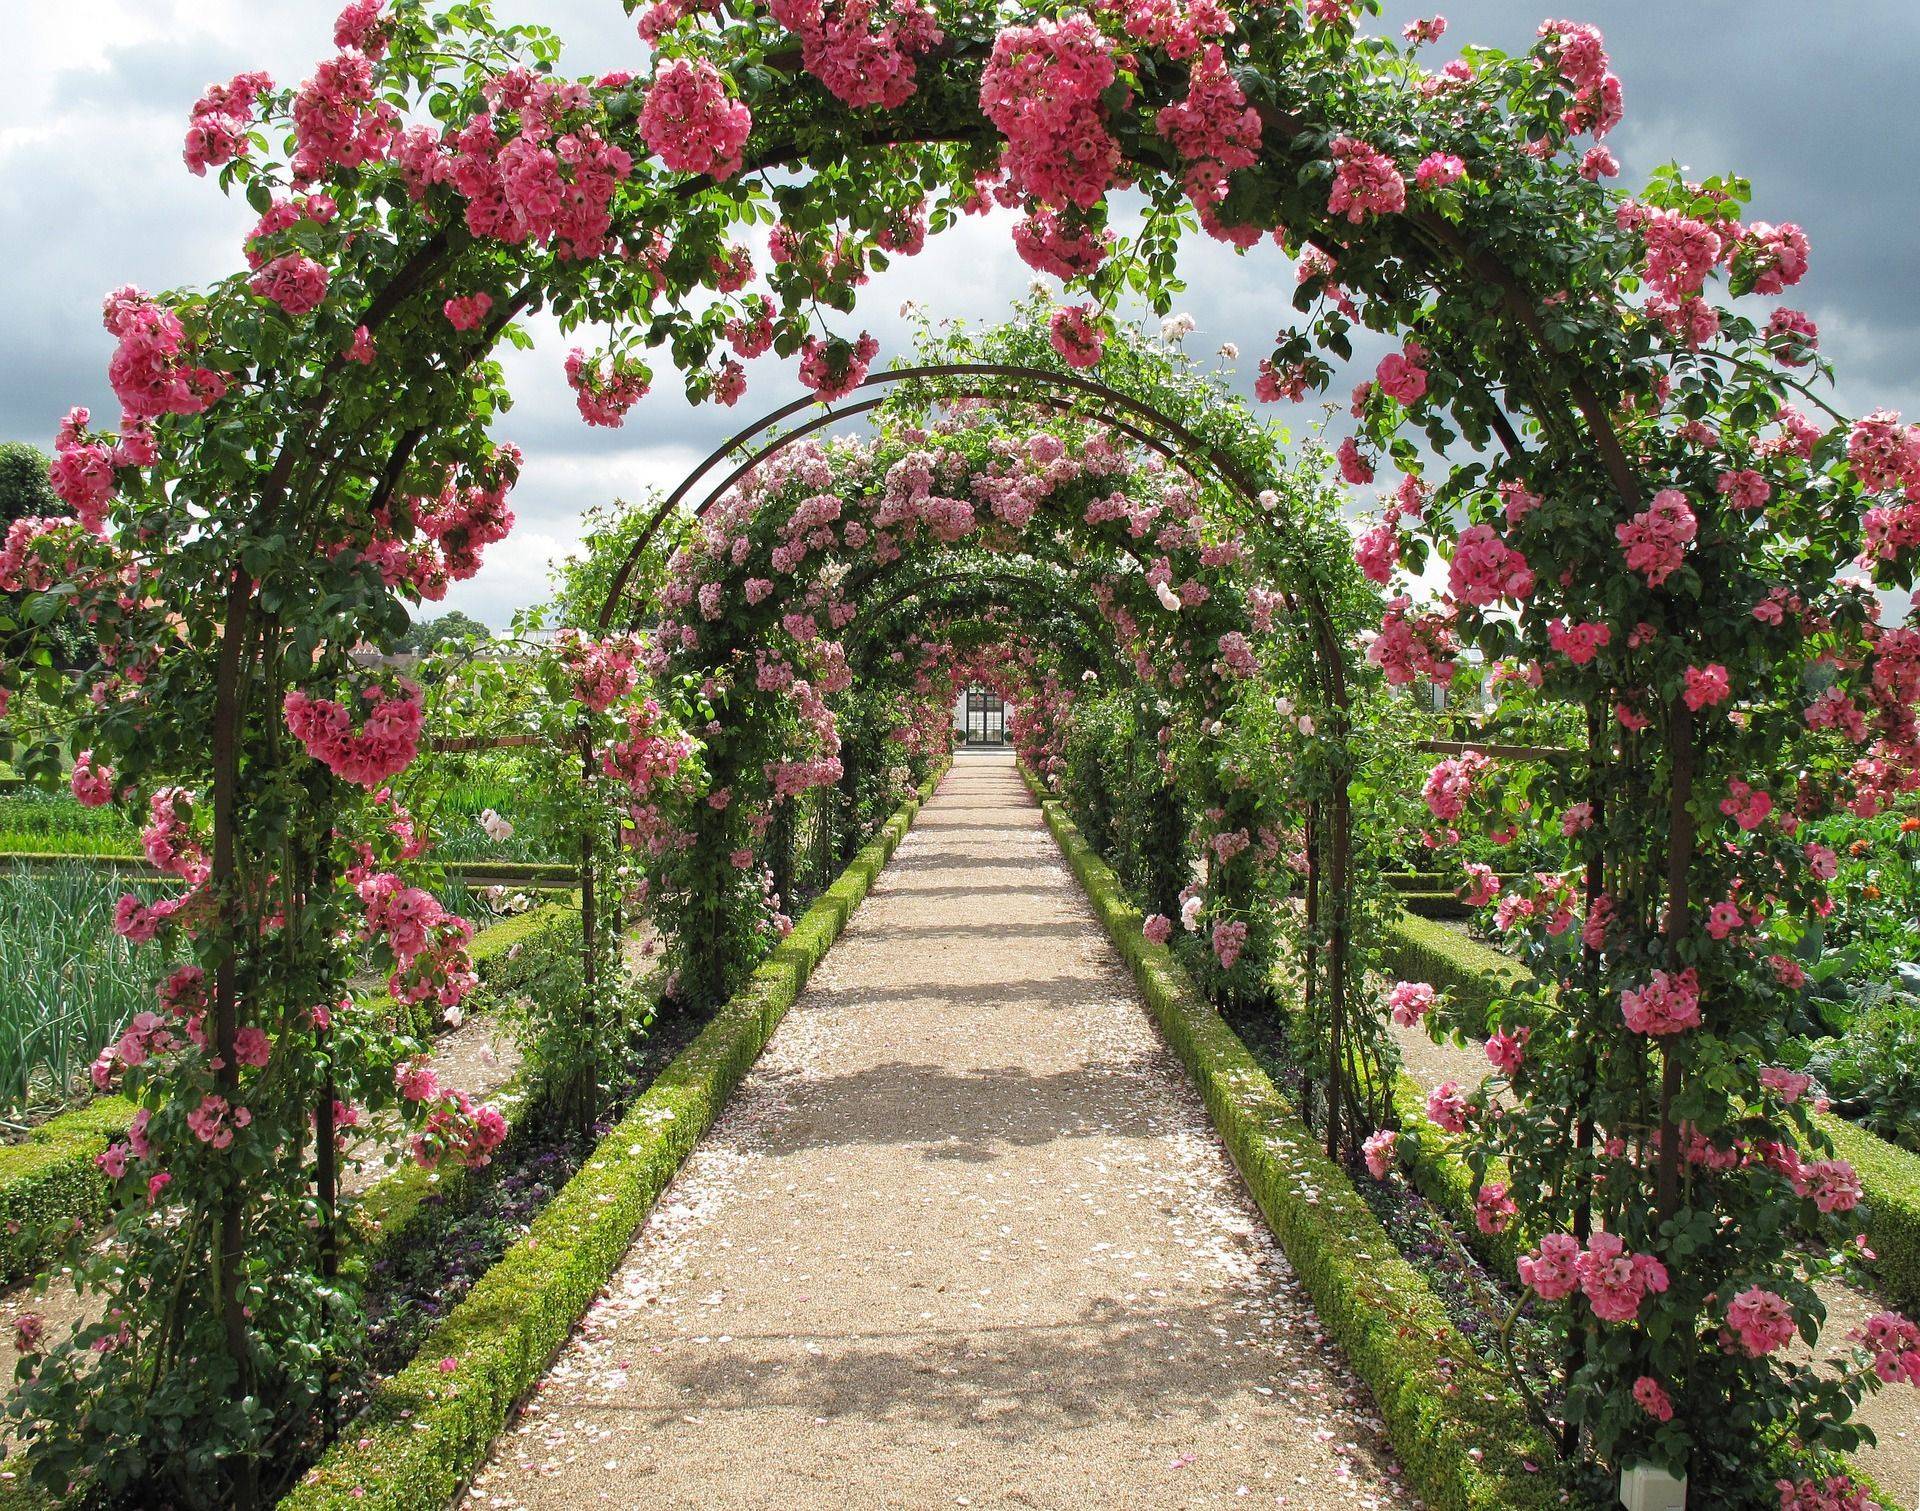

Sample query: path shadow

[544,1290,1387,1460]
[803,977,1112,1013]
[746,1059,1167,1160]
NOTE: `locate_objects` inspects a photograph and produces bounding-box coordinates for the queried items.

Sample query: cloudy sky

[4,1,1915,627]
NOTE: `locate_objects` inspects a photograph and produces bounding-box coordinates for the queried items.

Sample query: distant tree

[400,609,492,655]
[0,441,59,524]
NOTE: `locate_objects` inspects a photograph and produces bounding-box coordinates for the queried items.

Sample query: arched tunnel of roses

[3,1,1917,1506]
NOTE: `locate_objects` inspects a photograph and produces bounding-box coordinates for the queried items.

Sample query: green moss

[1026,767,1562,1511]
[281,762,946,1510]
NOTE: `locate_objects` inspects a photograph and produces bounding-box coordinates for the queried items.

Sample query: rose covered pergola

[1,0,1918,1504]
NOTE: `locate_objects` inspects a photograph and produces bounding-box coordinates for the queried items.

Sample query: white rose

[1155,581,1182,612]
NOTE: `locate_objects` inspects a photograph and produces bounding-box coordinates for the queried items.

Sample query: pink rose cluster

[768,0,945,112]
[1632,1376,1674,1422]
[1447,522,1534,608]
[1547,618,1611,666]
[1535,18,1622,137]
[1048,305,1106,369]
[1368,595,1457,687]
[1142,913,1173,946]
[291,48,399,182]
[1775,1477,1873,1511]
[1374,341,1429,405]
[1425,1080,1468,1133]
[1620,967,1701,1036]
[1385,979,1436,1027]
[1152,43,1262,214]
[1210,918,1248,971]
[1857,1310,1920,1387]
[1725,1286,1796,1357]
[566,349,652,427]
[640,59,752,180]
[601,698,694,798]
[1519,1231,1669,1323]
[1616,488,1697,587]
[558,629,642,712]
[184,70,273,176]
[103,286,229,422]
[1012,208,1113,280]
[1421,750,1487,823]
[798,331,881,400]
[1362,1128,1398,1180]
[249,253,331,316]
[283,684,424,787]
[46,407,142,534]
[70,750,114,808]
[142,787,209,884]
[979,16,1120,210]
[408,71,634,262]
[1327,137,1405,223]
[394,1059,508,1171]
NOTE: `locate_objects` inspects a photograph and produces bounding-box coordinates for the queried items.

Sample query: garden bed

[0,900,575,1291]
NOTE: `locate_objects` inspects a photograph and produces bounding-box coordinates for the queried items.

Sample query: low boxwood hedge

[0,1097,137,1289]
[282,763,945,1510]
[1021,767,1561,1511]
[1381,912,1535,1036]
[1816,1113,1920,1312]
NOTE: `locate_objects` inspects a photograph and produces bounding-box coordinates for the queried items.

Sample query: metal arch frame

[593,363,1322,637]
[843,566,1119,676]
[595,359,1370,1163]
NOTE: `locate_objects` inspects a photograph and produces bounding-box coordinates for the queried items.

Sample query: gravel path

[463,753,1418,1511]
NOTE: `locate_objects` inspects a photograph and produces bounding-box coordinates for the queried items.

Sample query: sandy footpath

[463,753,1418,1510]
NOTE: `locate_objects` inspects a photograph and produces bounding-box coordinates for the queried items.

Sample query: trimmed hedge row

[1381,912,1534,1036]
[1382,910,1920,1316]
[1022,767,1561,1511]
[0,1098,137,1289]
[281,763,946,1510]
[0,902,576,1292]
[1817,1114,1920,1312]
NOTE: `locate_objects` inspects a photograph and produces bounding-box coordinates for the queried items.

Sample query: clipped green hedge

[1381,913,1534,1035]
[282,762,945,1510]
[0,1097,136,1288]
[1022,768,1561,1511]
[1817,1113,1920,1311]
